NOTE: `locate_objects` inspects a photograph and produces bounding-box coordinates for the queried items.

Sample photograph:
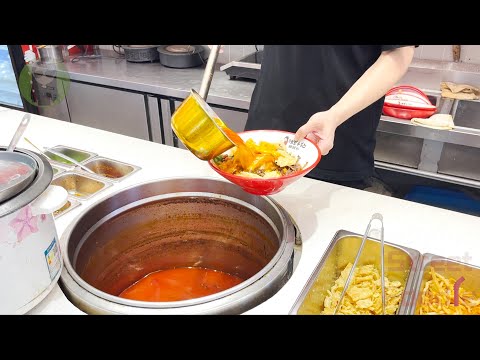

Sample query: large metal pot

[60,177,298,314]
[37,45,65,64]
[121,45,160,63]
[157,45,205,68]
[0,147,68,314]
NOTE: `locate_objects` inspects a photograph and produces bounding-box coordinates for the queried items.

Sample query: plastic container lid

[0,159,36,202]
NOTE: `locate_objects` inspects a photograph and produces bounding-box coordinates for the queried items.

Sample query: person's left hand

[294,110,340,156]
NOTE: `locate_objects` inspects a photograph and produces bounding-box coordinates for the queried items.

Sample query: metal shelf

[378,91,480,149]
[375,161,480,189]
[378,115,480,149]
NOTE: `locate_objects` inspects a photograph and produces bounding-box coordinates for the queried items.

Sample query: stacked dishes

[383,85,437,120]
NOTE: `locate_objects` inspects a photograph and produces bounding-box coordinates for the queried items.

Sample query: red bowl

[385,85,433,106]
[208,130,321,196]
[383,85,437,120]
[382,104,436,120]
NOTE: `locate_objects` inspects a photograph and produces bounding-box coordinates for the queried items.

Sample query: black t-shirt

[246,45,410,182]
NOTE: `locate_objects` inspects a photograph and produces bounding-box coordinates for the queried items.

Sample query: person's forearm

[330,46,415,126]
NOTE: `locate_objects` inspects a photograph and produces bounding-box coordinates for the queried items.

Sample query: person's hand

[294,110,340,156]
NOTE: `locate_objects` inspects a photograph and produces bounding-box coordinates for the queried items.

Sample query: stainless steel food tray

[408,253,480,314]
[76,156,141,182]
[51,171,112,201]
[45,145,97,169]
[53,196,81,219]
[289,229,422,315]
[51,164,68,177]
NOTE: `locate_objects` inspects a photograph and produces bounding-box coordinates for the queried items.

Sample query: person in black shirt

[246,45,415,190]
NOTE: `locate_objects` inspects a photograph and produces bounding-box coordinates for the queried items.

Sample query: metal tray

[51,171,112,201]
[51,164,69,177]
[408,253,480,314]
[53,196,81,218]
[289,229,422,315]
[77,156,141,182]
[45,145,97,168]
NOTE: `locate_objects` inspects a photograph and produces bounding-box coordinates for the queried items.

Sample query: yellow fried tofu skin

[275,149,298,168]
[215,139,302,178]
[321,263,404,315]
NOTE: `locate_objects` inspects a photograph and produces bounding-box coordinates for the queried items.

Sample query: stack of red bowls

[383,85,437,120]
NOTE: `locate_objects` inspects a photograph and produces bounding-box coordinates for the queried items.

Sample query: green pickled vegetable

[213,155,224,165]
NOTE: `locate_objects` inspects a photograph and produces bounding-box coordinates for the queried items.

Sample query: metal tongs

[333,213,386,315]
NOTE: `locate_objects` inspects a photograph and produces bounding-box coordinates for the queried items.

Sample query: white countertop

[1,106,480,315]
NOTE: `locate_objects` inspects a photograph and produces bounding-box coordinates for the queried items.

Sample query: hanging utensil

[7,114,30,152]
[0,114,37,203]
[199,45,221,100]
[333,213,386,315]
[23,137,96,175]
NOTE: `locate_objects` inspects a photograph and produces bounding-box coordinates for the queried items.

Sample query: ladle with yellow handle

[171,45,238,161]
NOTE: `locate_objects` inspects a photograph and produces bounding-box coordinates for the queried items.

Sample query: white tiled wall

[214,45,263,64]
[414,45,480,64]
[98,45,480,65]
[213,45,480,65]
[98,45,114,51]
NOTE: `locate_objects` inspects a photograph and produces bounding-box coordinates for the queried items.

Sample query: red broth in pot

[118,267,244,302]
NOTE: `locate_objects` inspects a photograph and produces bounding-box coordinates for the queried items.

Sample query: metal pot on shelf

[120,45,160,63]
[37,45,65,64]
[157,45,205,68]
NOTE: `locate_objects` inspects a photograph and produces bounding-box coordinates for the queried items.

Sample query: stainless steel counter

[31,52,255,110]
[31,53,480,111]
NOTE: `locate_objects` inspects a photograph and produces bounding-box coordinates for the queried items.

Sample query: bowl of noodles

[208,130,321,195]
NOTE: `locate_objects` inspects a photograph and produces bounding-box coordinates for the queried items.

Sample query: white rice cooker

[0,147,67,314]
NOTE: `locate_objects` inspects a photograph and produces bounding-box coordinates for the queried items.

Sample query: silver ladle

[7,113,30,152]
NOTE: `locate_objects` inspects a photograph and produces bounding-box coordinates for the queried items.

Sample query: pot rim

[0,147,52,217]
[157,45,205,56]
[61,177,295,311]
[121,45,160,50]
